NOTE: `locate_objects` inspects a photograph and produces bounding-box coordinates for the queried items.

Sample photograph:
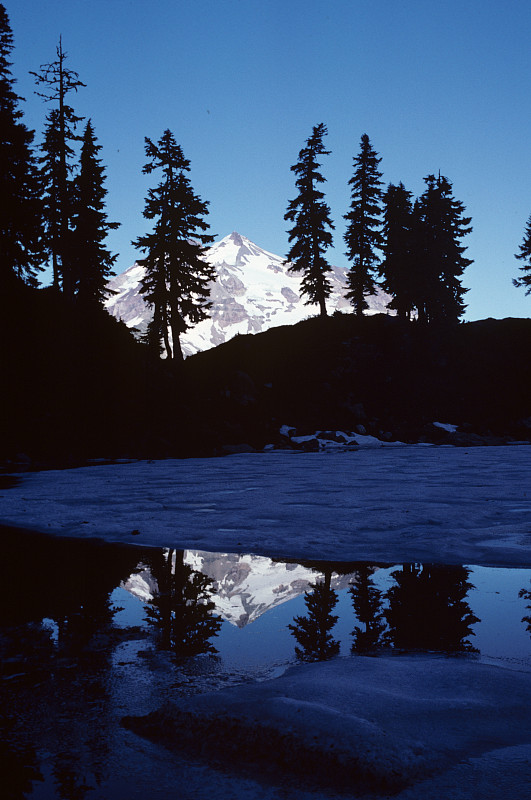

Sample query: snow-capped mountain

[105,232,391,357]
[123,550,358,628]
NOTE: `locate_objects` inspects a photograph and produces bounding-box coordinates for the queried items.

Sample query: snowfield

[2,444,531,799]
[2,444,531,567]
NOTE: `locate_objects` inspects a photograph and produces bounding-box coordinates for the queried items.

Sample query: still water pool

[1,527,530,798]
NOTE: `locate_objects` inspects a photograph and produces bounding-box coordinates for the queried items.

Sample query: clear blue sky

[7,0,531,320]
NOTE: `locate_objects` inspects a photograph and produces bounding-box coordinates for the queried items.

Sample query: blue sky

[7,0,531,320]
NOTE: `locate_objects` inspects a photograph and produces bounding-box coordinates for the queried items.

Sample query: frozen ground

[2,444,531,799]
[1,444,531,567]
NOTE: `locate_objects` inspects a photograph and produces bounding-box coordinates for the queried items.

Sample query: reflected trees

[384,564,479,652]
[144,549,222,658]
[349,565,386,653]
[288,570,340,661]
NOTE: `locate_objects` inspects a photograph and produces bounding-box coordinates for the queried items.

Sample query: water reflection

[350,564,386,653]
[288,569,340,661]
[142,548,222,659]
[0,527,530,798]
[520,581,531,636]
[383,564,479,653]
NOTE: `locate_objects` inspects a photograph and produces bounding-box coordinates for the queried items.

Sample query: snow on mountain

[105,232,391,357]
[122,549,357,628]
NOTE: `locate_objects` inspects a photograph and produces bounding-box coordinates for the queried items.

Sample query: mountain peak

[106,233,392,357]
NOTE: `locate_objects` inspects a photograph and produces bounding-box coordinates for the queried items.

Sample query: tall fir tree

[71,120,119,304]
[134,129,215,361]
[32,37,85,299]
[344,134,384,316]
[413,174,471,324]
[513,213,531,295]
[285,123,334,317]
[39,108,72,290]
[380,182,416,319]
[0,3,45,290]
[288,572,340,662]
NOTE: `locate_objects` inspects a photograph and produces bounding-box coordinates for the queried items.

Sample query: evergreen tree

[0,3,45,290]
[350,565,386,653]
[32,37,85,299]
[513,214,531,295]
[285,122,334,317]
[288,571,340,661]
[144,549,222,658]
[39,109,63,289]
[380,182,416,319]
[71,120,119,304]
[344,133,384,316]
[384,564,479,652]
[412,174,472,323]
[134,130,215,361]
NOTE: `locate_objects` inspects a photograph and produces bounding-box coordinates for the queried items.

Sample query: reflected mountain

[123,550,359,628]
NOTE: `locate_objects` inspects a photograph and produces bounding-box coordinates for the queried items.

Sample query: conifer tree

[344,134,384,316]
[39,109,63,290]
[32,38,85,299]
[513,214,531,295]
[134,129,215,361]
[71,120,119,304]
[288,572,340,661]
[380,182,416,319]
[0,3,45,290]
[413,174,471,323]
[285,123,334,317]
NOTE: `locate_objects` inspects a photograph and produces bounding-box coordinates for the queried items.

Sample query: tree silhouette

[384,563,479,652]
[72,119,119,304]
[380,182,416,319]
[144,549,222,658]
[285,122,334,317]
[288,571,340,661]
[350,565,386,653]
[344,133,384,316]
[32,37,85,299]
[514,213,531,296]
[0,3,45,291]
[412,174,472,324]
[134,129,215,361]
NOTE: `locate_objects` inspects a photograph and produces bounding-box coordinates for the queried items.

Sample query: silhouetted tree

[0,3,45,291]
[32,37,85,299]
[350,565,386,653]
[285,122,334,317]
[384,563,479,652]
[144,549,222,657]
[344,134,384,315]
[412,174,471,323]
[514,214,531,296]
[288,571,340,661]
[134,130,215,361]
[71,120,118,304]
[380,182,416,319]
[39,109,64,289]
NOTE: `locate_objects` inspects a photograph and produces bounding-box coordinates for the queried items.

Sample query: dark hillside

[183,314,531,449]
[1,289,530,464]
